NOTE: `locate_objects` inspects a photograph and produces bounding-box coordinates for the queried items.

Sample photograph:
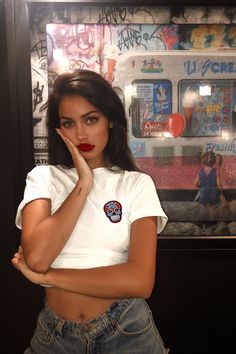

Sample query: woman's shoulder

[27,164,74,179]
[124,169,153,180]
[27,164,56,175]
[122,170,154,187]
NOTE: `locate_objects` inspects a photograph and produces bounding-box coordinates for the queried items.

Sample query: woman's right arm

[194,174,200,188]
[21,130,93,273]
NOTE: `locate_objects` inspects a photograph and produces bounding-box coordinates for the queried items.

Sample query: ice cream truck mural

[113,51,236,227]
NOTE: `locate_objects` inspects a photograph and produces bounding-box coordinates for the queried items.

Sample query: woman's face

[58,95,111,169]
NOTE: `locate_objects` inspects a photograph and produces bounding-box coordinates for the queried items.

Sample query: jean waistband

[43,298,134,338]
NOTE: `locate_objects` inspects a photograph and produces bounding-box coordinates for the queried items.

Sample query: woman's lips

[77,144,95,152]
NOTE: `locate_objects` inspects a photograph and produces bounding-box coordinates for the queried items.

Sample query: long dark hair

[201,151,216,168]
[47,69,138,171]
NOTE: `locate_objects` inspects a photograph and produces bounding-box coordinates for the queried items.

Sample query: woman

[12,70,168,353]
[194,151,222,221]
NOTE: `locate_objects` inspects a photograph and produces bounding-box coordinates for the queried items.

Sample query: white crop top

[15,165,168,269]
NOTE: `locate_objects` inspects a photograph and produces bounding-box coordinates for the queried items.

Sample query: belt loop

[55,318,66,334]
[102,313,115,334]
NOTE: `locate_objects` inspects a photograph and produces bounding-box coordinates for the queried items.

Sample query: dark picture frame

[6,0,236,249]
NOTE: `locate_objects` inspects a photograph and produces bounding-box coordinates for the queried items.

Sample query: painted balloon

[168,113,186,138]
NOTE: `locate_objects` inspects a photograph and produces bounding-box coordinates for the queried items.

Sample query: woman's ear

[109,121,113,128]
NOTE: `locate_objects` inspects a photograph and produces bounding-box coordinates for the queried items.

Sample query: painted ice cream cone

[105,44,118,82]
[182,87,198,131]
[106,58,117,81]
[183,106,193,120]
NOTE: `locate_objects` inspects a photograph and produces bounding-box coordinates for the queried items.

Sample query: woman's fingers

[56,128,79,156]
[56,129,74,154]
[11,253,22,269]
[55,128,93,182]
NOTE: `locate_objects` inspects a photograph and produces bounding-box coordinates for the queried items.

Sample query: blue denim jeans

[24,298,168,353]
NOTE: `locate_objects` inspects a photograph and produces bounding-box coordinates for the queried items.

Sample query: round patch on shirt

[103,200,122,223]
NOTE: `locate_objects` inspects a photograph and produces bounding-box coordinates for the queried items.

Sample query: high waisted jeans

[24,298,168,353]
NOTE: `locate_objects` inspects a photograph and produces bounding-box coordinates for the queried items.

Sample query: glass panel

[131,80,172,138]
[179,79,235,137]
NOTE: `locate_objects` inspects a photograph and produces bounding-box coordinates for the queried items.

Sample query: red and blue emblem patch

[103,200,122,223]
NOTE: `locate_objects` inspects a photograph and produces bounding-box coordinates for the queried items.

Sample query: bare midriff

[45,287,117,323]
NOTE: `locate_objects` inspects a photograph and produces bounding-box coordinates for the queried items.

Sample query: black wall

[1,1,236,353]
[150,249,236,354]
[0,1,44,352]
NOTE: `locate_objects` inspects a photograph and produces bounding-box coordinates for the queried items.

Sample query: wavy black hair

[47,69,138,171]
[201,151,216,168]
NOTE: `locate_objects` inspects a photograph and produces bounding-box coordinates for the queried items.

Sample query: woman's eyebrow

[60,116,73,120]
[81,110,100,118]
[59,110,100,120]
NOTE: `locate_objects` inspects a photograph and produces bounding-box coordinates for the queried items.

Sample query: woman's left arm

[12,216,157,299]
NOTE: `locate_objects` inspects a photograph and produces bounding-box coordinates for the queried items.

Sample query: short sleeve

[15,166,53,229]
[129,173,168,234]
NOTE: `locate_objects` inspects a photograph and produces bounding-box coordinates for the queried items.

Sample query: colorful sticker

[103,201,122,223]
[130,141,145,157]
[141,58,164,73]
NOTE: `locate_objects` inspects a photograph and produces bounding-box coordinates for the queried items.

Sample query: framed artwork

[9,0,236,247]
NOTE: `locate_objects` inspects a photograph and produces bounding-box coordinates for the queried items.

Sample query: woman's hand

[12,246,45,285]
[56,128,93,185]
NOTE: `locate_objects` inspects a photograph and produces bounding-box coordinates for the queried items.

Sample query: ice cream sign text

[184,59,236,77]
[206,141,236,154]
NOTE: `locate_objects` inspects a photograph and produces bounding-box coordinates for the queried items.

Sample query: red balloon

[168,113,186,138]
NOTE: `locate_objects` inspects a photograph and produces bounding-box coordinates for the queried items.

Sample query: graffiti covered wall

[29,5,236,237]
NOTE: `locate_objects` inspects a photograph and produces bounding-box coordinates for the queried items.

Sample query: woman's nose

[76,124,88,140]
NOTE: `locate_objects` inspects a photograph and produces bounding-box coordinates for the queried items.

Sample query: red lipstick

[78,144,95,152]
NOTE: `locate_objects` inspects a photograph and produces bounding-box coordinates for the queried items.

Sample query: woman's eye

[86,117,98,124]
[61,120,73,128]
